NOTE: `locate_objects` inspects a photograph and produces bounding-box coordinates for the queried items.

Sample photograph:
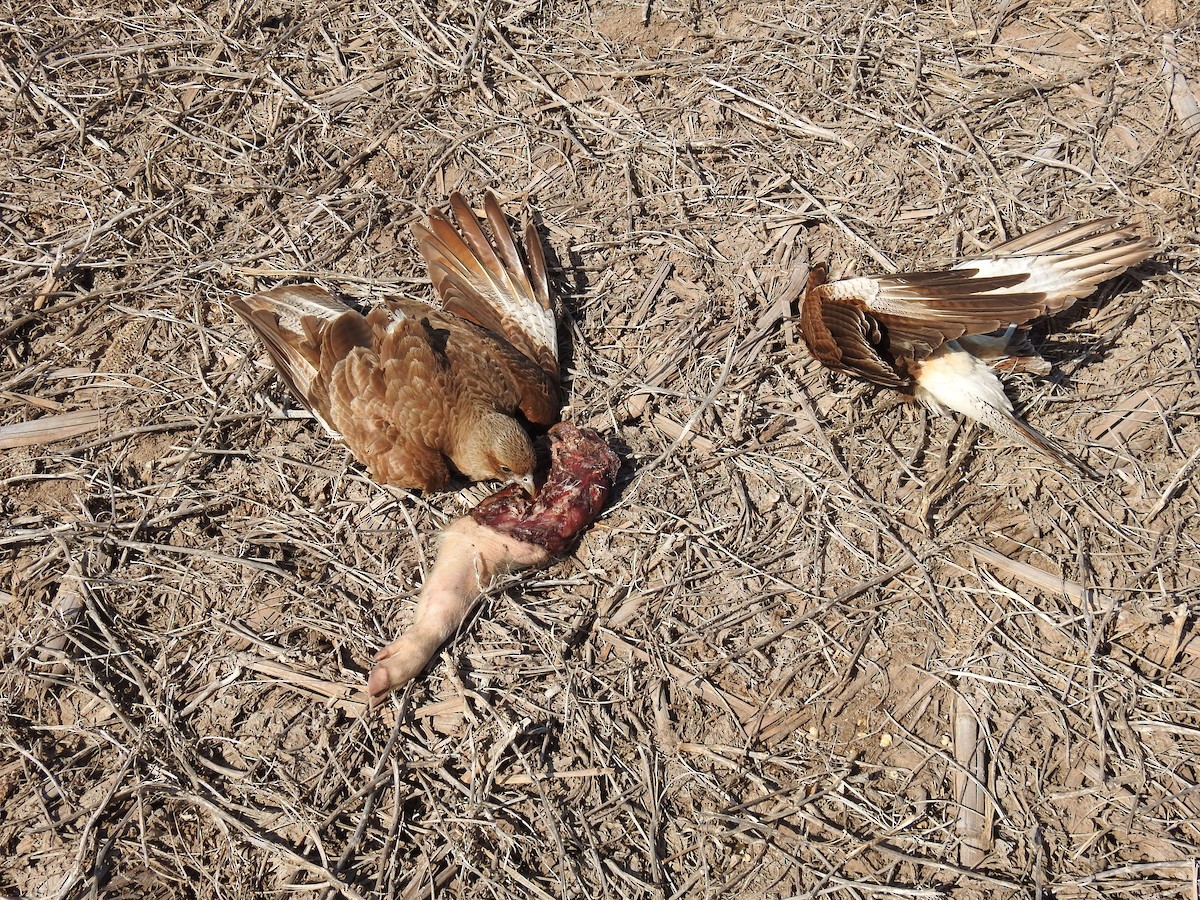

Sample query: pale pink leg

[368,518,548,701]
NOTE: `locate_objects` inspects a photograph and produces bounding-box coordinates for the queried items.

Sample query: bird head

[456,414,538,495]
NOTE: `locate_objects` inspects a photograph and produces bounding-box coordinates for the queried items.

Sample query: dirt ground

[2,0,1199,897]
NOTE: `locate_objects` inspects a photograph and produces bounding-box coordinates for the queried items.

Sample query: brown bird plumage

[800,218,1156,475]
[231,191,560,492]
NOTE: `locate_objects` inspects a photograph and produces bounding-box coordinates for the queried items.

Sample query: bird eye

[499,465,512,474]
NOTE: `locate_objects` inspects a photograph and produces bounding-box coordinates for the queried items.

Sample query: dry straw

[2,0,1198,897]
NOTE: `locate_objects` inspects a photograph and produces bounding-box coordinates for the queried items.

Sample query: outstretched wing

[814,267,1045,364]
[801,218,1156,379]
[232,285,457,490]
[956,217,1156,317]
[230,284,356,435]
[413,191,558,385]
[329,307,456,490]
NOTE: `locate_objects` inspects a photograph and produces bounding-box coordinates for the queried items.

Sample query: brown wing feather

[233,284,561,490]
[413,191,559,385]
[523,219,551,313]
[476,192,538,311]
[800,266,906,388]
[983,217,1122,255]
[481,192,552,313]
[391,300,560,426]
[869,270,1047,358]
[952,218,1156,318]
[327,314,456,491]
[875,270,1043,318]
[230,286,356,435]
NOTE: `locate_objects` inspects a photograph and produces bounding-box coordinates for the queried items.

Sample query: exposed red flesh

[470,422,621,555]
[368,423,620,701]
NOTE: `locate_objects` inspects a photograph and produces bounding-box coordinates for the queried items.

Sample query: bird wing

[232,285,457,489]
[413,191,559,386]
[802,265,1044,381]
[329,307,456,490]
[230,285,355,436]
[804,218,1155,371]
[953,217,1157,317]
[800,265,907,387]
[390,299,561,427]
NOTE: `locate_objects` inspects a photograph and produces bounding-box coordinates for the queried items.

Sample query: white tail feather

[914,343,1096,477]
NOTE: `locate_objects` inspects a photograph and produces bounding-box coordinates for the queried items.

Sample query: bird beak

[517,473,537,497]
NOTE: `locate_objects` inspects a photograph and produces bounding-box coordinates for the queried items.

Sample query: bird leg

[368,423,620,702]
